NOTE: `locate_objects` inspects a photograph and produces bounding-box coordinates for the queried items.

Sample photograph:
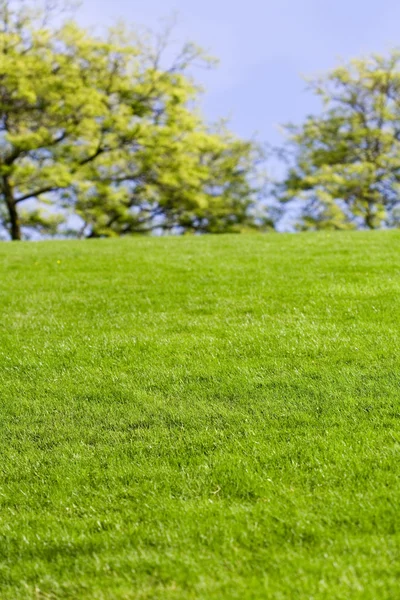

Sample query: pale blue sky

[79,0,400,146]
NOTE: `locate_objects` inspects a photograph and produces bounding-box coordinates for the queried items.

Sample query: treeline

[1,0,400,239]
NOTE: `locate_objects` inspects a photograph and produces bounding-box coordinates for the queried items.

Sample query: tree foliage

[277,51,400,230]
[0,0,266,240]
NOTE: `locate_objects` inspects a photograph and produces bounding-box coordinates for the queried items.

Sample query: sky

[79,0,400,149]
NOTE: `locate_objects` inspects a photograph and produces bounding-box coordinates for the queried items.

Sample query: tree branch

[15,186,58,203]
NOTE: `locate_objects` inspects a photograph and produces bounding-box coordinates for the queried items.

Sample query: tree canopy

[6,0,400,238]
[277,51,400,230]
[0,0,266,240]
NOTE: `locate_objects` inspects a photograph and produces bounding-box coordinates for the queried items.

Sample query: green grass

[0,232,399,599]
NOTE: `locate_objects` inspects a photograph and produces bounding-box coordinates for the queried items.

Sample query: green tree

[277,50,400,230]
[0,0,266,240]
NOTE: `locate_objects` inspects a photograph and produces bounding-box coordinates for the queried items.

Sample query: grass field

[0,232,399,599]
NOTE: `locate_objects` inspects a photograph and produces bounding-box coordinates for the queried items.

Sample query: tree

[0,0,267,240]
[277,50,400,230]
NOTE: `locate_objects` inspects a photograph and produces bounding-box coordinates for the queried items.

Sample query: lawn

[0,231,399,599]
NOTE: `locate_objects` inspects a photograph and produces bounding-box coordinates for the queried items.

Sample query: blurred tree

[277,51,400,230]
[0,0,268,240]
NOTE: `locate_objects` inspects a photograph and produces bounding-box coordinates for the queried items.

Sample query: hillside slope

[1,232,399,599]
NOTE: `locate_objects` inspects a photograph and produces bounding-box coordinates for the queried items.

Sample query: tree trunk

[365,214,374,229]
[365,201,375,230]
[3,176,21,240]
